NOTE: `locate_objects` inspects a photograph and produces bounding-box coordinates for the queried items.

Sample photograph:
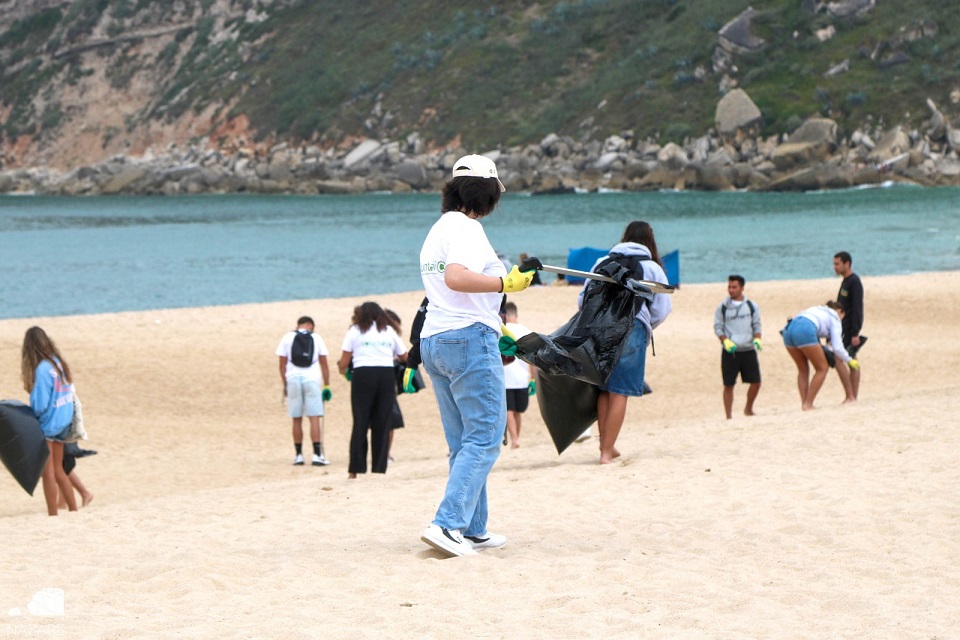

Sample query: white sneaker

[312,454,329,466]
[420,524,477,557]
[465,532,507,550]
[292,453,305,466]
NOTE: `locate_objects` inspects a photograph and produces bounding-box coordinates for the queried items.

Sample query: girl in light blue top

[22,326,78,515]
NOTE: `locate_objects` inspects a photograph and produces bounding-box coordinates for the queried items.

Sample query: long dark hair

[352,301,389,333]
[383,308,402,334]
[441,176,501,217]
[621,220,662,266]
[21,326,71,392]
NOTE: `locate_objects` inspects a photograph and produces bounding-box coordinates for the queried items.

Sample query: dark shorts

[721,349,761,386]
[505,388,529,413]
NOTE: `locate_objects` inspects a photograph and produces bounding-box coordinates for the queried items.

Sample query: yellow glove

[498,325,518,356]
[501,265,535,293]
[753,338,763,352]
[402,367,418,394]
[722,338,737,353]
[848,358,860,371]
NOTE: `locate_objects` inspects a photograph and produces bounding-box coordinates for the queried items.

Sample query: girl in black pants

[337,302,408,478]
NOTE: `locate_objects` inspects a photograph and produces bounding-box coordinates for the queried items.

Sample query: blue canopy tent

[565,247,680,286]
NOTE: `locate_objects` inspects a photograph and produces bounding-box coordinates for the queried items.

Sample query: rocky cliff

[2,0,959,192]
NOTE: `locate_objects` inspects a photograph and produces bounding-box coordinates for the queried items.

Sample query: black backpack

[290,331,315,367]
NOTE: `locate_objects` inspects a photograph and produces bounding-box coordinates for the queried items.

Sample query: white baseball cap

[451,154,506,192]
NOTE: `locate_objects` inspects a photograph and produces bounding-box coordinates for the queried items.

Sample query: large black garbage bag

[516,274,644,386]
[534,369,600,454]
[0,400,50,496]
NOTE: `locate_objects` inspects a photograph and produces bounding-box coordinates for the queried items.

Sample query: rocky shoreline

[2,91,959,196]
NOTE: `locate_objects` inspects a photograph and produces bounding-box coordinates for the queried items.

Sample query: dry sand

[1,273,958,639]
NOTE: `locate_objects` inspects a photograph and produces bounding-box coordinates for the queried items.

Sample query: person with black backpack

[276,316,332,466]
[713,275,763,419]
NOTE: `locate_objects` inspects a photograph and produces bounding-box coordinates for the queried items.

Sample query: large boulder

[868,126,911,163]
[343,140,383,169]
[657,143,688,170]
[947,126,960,153]
[826,0,875,18]
[925,98,948,141]
[396,159,429,189]
[788,118,838,147]
[718,7,765,54]
[100,167,147,194]
[771,118,838,171]
[715,89,763,138]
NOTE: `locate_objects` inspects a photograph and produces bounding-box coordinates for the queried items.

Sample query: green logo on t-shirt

[421,261,445,275]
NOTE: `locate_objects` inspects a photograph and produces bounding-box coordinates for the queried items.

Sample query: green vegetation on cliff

[1,0,959,151]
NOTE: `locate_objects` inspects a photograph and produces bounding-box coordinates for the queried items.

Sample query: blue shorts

[600,319,648,397]
[44,423,71,443]
[286,377,324,418]
[782,317,819,349]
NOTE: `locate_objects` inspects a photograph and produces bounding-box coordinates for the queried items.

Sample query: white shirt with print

[341,325,407,368]
[419,211,507,338]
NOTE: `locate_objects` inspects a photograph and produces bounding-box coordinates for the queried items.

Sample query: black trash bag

[535,369,600,454]
[516,275,646,386]
[0,400,50,496]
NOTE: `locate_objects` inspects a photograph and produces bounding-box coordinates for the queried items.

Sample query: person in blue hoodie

[22,326,78,515]
[582,221,672,464]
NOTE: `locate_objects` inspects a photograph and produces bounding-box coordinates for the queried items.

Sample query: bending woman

[338,301,407,478]
[781,300,859,410]
[22,326,78,516]
[417,154,535,557]
[585,221,672,465]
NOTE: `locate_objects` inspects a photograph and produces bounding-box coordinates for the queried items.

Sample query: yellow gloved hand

[848,358,860,371]
[753,338,763,352]
[499,325,518,356]
[722,338,737,353]
[501,265,535,293]
[402,367,418,394]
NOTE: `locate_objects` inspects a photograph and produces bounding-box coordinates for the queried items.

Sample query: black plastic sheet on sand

[0,400,50,496]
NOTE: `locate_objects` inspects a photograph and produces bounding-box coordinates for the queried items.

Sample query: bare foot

[802,403,816,411]
[510,442,520,449]
[599,455,616,464]
[81,492,94,507]
[744,409,755,416]
[348,473,357,480]
[612,448,621,459]
[842,397,857,405]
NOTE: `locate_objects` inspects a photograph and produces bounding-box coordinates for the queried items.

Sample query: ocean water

[1,184,958,319]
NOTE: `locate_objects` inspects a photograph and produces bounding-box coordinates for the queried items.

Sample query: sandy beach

[1,272,958,639]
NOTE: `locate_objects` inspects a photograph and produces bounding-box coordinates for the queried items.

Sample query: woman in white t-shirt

[338,302,407,478]
[416,154,537,558]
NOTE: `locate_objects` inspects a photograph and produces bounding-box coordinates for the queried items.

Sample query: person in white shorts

[276,316,332,466]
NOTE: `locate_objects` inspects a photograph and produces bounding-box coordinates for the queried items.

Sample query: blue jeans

[420,323,505,536]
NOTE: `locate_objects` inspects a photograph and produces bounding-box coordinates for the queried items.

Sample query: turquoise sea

[1,185,958,319]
